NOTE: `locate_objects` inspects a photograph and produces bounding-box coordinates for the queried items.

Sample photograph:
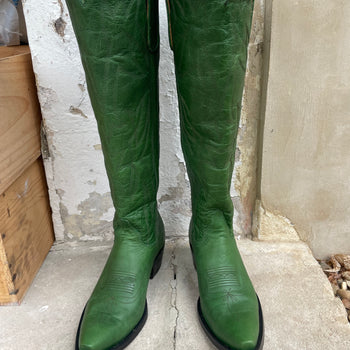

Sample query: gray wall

[256,0,350,258]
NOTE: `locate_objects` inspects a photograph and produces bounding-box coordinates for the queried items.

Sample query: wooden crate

[0,46,54,305]
[0,158,54,305]
[0,45,42,195]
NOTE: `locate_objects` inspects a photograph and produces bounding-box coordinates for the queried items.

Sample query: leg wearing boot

[166,1,264,349]
[65,1,164,349]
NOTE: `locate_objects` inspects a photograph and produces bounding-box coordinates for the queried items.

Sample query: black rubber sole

[190,243,264,350]
[75,245,164,350]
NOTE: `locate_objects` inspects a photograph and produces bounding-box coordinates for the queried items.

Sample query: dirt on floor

[319,254,350,323]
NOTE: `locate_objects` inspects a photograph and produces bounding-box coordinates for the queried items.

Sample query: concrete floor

[0,238,349,350]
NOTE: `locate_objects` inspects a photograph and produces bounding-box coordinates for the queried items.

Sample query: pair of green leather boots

[65,0,263,349]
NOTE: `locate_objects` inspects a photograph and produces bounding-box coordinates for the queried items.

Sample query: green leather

[65,1,164,349]
[166,1,260,349]
[66,0,259,349]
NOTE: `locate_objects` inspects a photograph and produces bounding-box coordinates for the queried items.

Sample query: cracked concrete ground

[0,238,349,350]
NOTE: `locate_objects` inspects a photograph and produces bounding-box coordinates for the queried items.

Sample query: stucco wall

[22,0,264,242]
[256,0,350,258]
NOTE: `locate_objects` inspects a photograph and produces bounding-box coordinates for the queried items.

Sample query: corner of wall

[40,123,65,242]
[252,199,300,242]
[255,0,273,201]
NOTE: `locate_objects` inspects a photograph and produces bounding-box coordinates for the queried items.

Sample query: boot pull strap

[146,0,160,52]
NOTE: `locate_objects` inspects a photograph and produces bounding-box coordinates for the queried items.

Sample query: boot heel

[150,246,164,279]
[190,243,197,271]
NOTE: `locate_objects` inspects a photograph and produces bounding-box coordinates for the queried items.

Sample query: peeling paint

[69,106,88,118]
[252,200,300,242]
[57,0,64,14]
[93,144,102,151]
[37,86,58,111]
[60,191,114,239]
[40,122,50,160]
[159,186,184,204]
[54,17,66,37]
[41,147,65,241]
[54,0,67,37]
[55,188,65,200]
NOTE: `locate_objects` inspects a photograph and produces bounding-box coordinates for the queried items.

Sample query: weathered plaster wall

[256,0,350,258]
[232,0,264,238]
[22,0,263,241]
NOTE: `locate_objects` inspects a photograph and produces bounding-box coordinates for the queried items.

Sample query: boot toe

[199,298,260,350]
[78,314,128,350]
[216,313,259,350]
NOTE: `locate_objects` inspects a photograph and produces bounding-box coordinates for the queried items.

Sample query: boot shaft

[66,0,254,240]
[66,0,163,240]
[166,0,255,237]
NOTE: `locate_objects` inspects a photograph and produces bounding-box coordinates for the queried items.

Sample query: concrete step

[0,238,349,349]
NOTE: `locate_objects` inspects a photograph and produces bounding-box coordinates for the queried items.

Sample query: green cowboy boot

[65,1,164,349]
[166,1,264,349]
